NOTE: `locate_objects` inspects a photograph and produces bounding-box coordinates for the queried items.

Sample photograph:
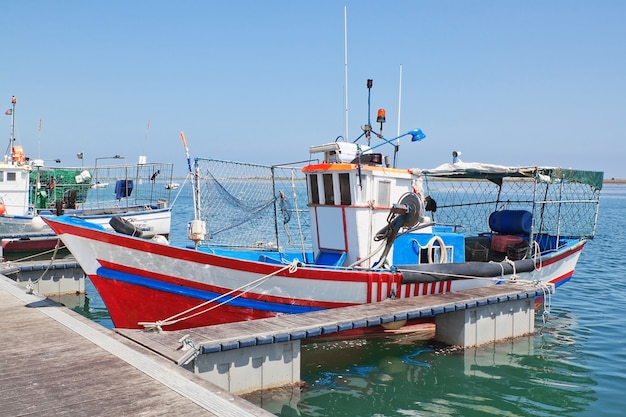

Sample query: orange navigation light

[377,108,386,134]
[376,108,386,123]
[11,96,16,104]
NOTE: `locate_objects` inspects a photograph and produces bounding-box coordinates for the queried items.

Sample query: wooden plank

[0,276,273,417]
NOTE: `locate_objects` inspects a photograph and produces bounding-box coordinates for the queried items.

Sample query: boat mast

[8,96,16,164]
[180,131,206,249]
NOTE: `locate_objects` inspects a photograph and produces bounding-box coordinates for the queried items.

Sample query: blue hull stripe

[95,266,324,314]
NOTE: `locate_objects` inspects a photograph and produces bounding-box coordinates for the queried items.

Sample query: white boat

[90,181,109,189]
[42,82,602,331]
[0,96,175,255]
[165,182,179,190]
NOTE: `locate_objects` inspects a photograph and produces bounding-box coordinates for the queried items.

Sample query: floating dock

[0,276,273,416]
[0,257,85,296]
[117,282,552,395]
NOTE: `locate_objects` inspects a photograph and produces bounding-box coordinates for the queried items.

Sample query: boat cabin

[304,142,461,269]
[0,156,32,216]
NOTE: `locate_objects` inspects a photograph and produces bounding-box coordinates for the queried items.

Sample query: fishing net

[193,158,310,253]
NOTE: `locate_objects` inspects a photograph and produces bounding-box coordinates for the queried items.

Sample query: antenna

[38,118,42,159]
[394,64,403,167]
[397,64,403,137]
[343,6,349,141]
[140,119,151,163]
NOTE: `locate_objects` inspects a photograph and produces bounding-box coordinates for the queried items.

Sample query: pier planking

[0,276,273,417]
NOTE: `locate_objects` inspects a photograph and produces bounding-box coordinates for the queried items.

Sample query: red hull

[90,275,280,330]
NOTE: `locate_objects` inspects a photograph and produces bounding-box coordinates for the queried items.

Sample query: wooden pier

[117,282,552,395]
[0,276,273,416]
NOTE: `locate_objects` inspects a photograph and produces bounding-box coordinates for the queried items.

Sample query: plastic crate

[491,235,523,253]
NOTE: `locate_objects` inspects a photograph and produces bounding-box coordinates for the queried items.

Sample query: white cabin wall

[306,166,417,266]
[0,166,31,215]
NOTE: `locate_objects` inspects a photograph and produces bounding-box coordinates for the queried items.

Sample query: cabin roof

[303,163,412,176]
[415,162,604,190]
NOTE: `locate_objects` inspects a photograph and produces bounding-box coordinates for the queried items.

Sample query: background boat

[0,96,176,258]
[90,181,109,189]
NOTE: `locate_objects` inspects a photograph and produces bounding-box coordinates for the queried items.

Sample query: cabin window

[0,171,3,182]
[309,174,320,204]
[339,173,351,205]
[377,180,391,207]
[323,173,334,205]
[7,172,16,182]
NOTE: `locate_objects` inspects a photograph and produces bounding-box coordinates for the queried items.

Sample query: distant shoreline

[604,178,626,184]
[172,176,626,184]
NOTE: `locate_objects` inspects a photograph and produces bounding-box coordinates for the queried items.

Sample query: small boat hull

[0,207,171,238]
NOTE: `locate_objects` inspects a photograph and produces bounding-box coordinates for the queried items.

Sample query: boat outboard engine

[374,192,424,267]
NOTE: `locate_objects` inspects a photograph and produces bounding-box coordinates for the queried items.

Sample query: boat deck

[117,282,549,366]
[0,276,272,417]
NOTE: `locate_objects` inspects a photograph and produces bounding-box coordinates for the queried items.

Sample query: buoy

[0,203,5,215]
[151,234,169,245]
[31,216,45,231]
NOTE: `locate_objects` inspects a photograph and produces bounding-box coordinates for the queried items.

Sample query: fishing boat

[90,181,109,189]
[0,96,175,257]
[42,82,602,331]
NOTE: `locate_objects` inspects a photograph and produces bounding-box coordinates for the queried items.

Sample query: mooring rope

[504,258,518,281]
[531,241,543,270]
[535,280,553,333]
[139,259,300,332]
[24,237,63,294]
[8,239,62,263]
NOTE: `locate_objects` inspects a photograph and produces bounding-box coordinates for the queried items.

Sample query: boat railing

[422,174,602,251]
[31,162,175,213]
[193,157,311,256]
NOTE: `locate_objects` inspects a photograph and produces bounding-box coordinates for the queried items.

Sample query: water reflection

[47,278,114,329]
[259,310,597,417]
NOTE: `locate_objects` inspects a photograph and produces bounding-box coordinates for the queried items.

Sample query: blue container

[115,179,134,199]
[488,210,532,235]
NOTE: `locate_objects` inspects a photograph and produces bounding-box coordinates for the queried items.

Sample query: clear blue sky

[2,1,625,178]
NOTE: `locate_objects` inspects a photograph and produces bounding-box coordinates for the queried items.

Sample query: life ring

[426,235,448,263]
[109,215,144,237]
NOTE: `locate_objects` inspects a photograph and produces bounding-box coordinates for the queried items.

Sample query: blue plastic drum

[488,210,532,234]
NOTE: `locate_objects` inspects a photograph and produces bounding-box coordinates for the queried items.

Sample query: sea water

[68,184,626,417]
